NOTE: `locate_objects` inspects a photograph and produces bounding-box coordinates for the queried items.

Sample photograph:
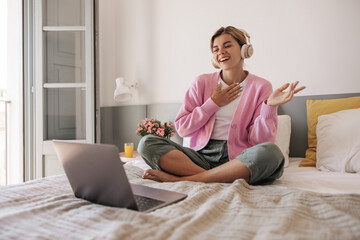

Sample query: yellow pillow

[299,96,360,167]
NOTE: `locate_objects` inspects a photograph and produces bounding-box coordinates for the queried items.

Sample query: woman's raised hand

[211,83,243,107]
[267,81,306,106]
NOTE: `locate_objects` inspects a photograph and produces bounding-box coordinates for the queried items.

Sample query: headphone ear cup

[241,44,254,59]
[211,58,220,69]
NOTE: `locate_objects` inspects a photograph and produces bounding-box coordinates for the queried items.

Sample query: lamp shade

[114,77,132,102]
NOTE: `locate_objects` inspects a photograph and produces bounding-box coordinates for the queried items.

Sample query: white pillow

[275,115,291,167]
[316,108,360,173]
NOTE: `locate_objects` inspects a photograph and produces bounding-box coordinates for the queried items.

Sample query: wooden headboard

[100,92,360,157]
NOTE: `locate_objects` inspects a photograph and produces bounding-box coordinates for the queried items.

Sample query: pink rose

[156,128,165,137]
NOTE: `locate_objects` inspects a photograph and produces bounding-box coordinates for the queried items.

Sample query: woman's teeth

[220,57,230,62]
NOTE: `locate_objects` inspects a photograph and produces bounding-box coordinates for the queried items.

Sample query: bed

[1,93,360,239]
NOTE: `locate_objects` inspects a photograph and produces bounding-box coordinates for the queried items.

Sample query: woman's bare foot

[142,169,180,182]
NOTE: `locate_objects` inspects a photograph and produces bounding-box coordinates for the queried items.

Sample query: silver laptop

[52,140,187,212]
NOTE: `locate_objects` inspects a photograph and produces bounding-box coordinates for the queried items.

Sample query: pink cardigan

[175,71,278,160]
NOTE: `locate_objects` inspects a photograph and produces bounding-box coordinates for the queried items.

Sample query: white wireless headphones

[239,29,253,59]
[211,28,254,69]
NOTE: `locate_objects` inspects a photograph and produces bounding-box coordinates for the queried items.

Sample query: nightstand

[119,151,143,163]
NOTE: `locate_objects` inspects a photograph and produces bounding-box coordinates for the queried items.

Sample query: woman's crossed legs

[142,149,251,183]
[137,135,284,185]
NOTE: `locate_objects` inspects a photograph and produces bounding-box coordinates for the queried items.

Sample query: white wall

[99,0,360,107]
[99,0,153,106]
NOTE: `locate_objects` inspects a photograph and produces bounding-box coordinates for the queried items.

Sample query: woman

[138,26,305,185]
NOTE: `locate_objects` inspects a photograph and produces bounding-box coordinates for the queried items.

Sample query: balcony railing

[0,99,10,186]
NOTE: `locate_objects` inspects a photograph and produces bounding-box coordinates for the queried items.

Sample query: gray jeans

[137,135,284,185]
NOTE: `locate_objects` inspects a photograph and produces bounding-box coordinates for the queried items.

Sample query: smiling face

[212,33,243,71]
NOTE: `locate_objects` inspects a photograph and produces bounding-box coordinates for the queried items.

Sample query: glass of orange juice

[124,142,134,158]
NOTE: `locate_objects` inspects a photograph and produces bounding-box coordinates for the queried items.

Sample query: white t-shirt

[210,76,247,140]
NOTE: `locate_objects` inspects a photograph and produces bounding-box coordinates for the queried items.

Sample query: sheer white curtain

[0,0,23,185]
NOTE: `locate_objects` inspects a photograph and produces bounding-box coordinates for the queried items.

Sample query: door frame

[28,0,95,179]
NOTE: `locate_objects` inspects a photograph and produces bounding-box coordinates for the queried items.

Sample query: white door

[34,0,94,178]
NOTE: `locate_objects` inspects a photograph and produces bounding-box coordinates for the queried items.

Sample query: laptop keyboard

[133,195,165,212]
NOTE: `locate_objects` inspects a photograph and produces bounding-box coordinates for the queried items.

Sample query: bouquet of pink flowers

[136,118,175,139]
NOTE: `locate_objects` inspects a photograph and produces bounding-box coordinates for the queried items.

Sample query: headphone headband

[238,29,251,42]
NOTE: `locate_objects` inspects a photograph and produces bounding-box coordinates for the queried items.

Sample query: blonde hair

[210,26,248,52]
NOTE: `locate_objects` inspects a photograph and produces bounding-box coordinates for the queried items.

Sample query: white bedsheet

[126,157,360,194]
[274,158,360,194]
